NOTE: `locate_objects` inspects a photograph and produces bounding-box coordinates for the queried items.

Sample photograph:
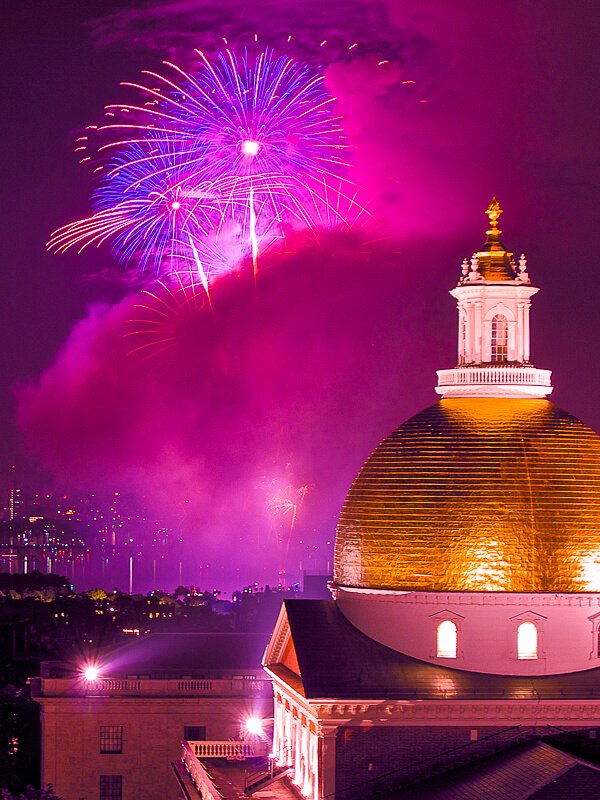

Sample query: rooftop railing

[187,740,269,759]
[181,742,223,800]
[436,365,552,387]
[37,676,272,698]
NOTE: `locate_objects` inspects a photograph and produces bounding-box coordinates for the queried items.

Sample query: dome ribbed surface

[334,399,600,592]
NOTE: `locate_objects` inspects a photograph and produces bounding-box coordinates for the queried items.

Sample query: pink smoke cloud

[18,234,446,584]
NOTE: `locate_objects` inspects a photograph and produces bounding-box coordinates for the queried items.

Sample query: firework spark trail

[248,183,259,280]
[188,234,210,300]
[125,274,209,359]
[268,483,313,584]
[47,47,370,283]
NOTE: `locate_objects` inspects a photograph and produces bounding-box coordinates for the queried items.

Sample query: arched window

[436,620,457,658]
[517,621,538,659]
[491,314,509,363]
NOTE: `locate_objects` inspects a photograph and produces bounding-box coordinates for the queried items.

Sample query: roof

[269,600,600,700]
[334,398,600,592]
[398,741,600,800]
[107,632,269,674]
[47,632,270,677]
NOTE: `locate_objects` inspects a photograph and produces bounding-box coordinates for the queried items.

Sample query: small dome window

[436,620,457,658]
[517,621,538,659]
[491,314,509,363]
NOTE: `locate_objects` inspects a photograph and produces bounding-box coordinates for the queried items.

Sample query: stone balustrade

[187,739,269,759]
[436,365,552,397]
[437,365,552,386]
[181,742,223,800]
[38,676,271,698]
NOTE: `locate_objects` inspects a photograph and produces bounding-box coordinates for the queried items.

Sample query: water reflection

[0,549,198,594]
[0,547,285,594]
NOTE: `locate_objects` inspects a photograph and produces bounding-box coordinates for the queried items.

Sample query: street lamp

[82,664,100,682]
[245,717,264,736]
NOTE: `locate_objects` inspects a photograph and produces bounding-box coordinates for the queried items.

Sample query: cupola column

[473,300,483,364]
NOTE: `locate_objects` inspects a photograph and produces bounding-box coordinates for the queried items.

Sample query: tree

[0,786,63,800]
[0,686,40,792]
[86,589,107,602]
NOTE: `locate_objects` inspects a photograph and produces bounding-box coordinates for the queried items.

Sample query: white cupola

[436,198,552,398]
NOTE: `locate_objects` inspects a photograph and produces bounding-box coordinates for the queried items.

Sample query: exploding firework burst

[48,136,222,276]
[48,47,370,283]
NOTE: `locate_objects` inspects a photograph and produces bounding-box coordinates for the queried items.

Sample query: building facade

[32,633,272,800]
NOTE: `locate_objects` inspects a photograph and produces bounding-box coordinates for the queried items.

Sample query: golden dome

[334,399,600,592]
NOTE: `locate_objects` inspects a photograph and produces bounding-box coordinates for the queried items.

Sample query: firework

[268,482,313,584]
[48,48,369,282]
[48,137,221,276]
[125,274,209,359]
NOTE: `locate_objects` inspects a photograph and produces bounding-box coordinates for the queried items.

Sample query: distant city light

[241,139,260,156]
[245,717,264,736]
[83,665,100,681]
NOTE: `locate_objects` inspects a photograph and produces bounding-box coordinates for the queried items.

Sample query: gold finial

[485,197,502,234]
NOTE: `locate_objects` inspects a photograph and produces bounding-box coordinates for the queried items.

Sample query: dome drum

[335,587,600,676]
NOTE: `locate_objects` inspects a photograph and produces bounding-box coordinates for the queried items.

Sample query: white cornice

[335,586,600,606]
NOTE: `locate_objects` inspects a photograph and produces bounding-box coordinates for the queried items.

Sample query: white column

[301,722,310,796]
[457,307,464,364]
[284,707,293,766]
[272,700,281,762]
[294,715,302,787]
[464,301,474,363]
[482,319,491,362]
[508,319,516,362]
[474,301,483,363]
[516,302,524,362]
[523,301,531,363]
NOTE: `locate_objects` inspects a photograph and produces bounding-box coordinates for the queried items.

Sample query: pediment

[263,602,301,677]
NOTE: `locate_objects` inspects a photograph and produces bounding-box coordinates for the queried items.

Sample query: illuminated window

[491,314,509,362]
[99,775,122,800]
[517,621,538,659]
[436,620,457,658]
[100,726,123,754]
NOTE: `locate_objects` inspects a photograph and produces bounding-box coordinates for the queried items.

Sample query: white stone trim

[334,586,600,607]
[435,365,553,398]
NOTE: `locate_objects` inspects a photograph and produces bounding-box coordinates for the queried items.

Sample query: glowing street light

[82,665,100,682]
[245,717,264,736]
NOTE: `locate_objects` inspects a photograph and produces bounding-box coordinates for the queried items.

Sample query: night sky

[2,1,600,584]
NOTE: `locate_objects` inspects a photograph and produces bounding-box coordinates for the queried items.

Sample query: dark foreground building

[31,633,272,800]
